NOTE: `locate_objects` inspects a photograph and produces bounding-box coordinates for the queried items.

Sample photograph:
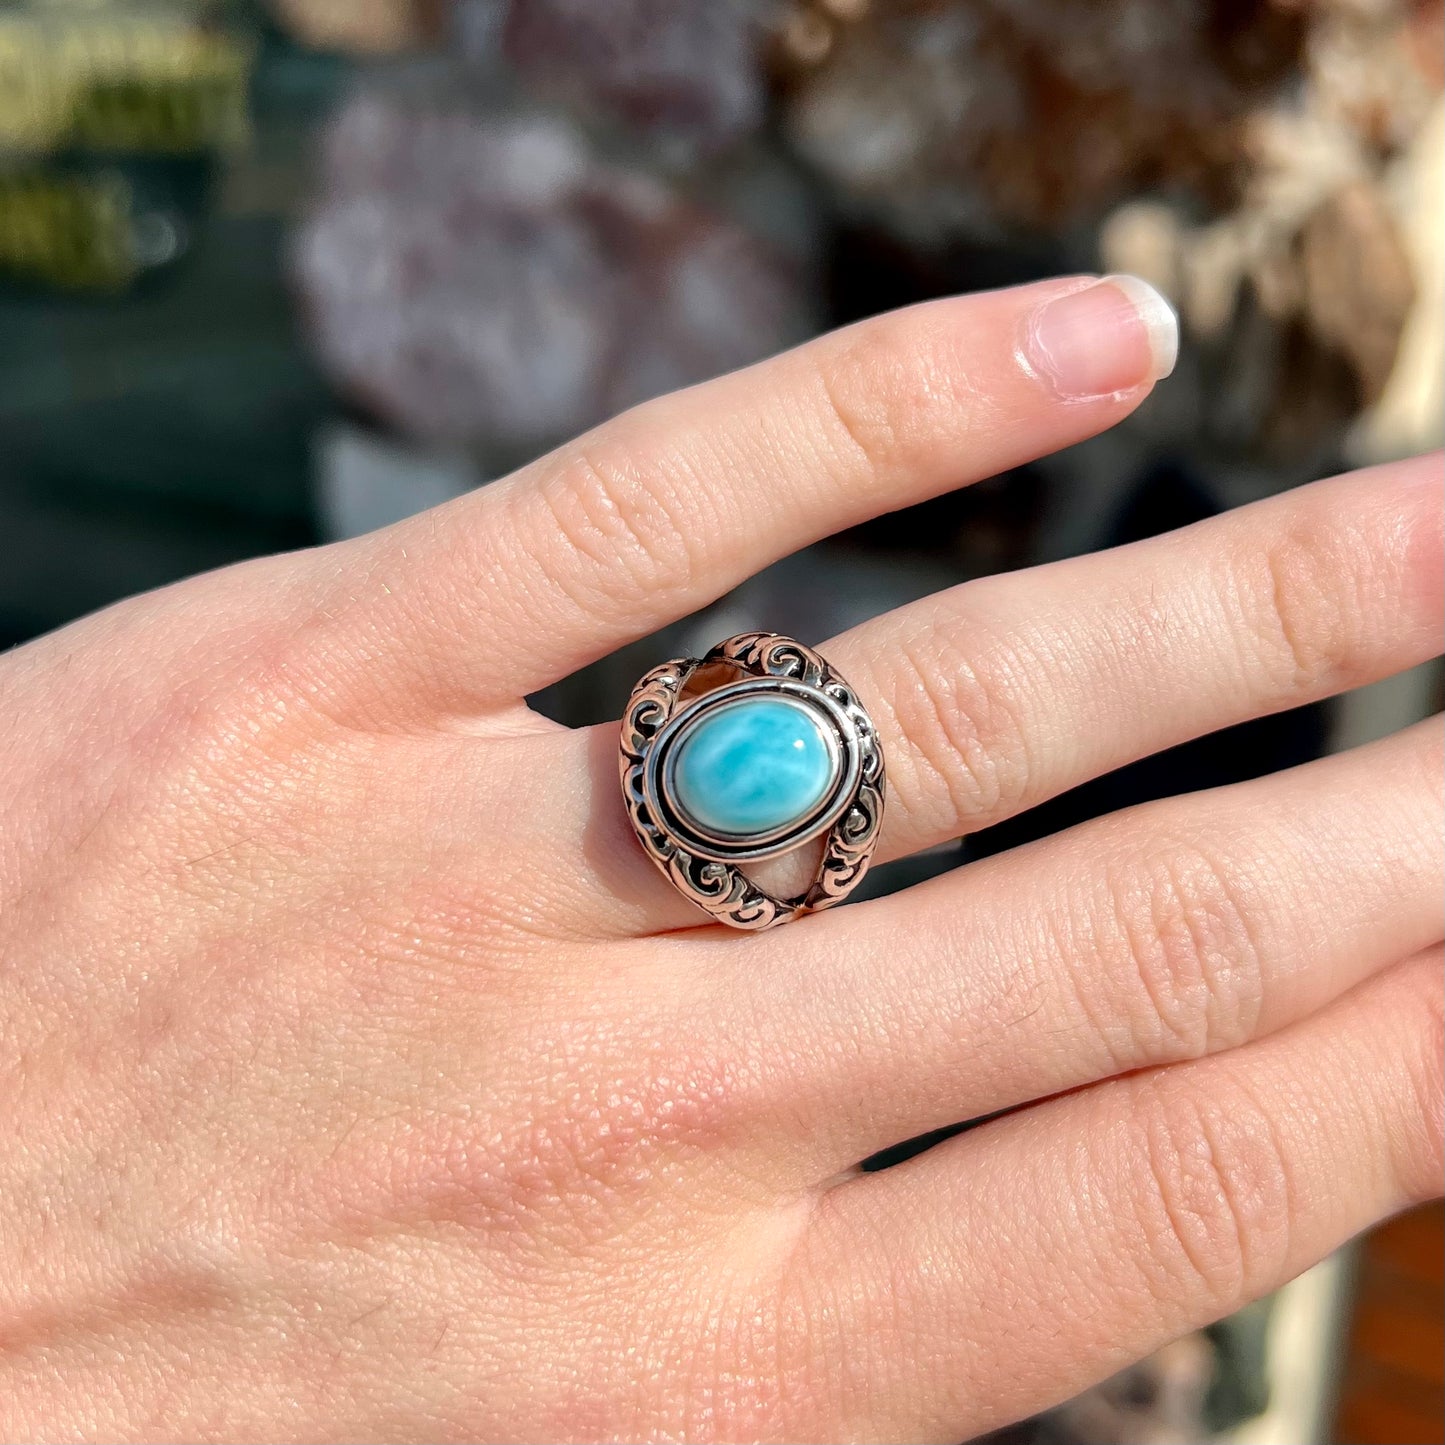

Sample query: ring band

[619,632,886,930]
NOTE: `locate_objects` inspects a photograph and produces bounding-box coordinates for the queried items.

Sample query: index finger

[312,275,1177,719]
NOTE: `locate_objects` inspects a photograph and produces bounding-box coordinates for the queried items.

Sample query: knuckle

[533,440,704,618]
[809,311,978,490]
[1243,516,1366,693]
[360,1018,749,1244]
[887,620,1035,829]
[124,630,337,835]
[1100,841,1269,1060]
[1130,1074,1292,1309]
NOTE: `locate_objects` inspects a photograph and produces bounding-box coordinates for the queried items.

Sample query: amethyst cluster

[291,0,1439,470]
[295,88,810,457]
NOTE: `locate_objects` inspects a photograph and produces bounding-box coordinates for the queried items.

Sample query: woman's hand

[2,277,1440,1444]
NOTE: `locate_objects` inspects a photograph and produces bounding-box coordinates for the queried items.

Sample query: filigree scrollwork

[618,632,885,930]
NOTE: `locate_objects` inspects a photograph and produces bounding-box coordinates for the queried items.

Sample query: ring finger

[796,947,1443,1443]
[736,717,1443,1177]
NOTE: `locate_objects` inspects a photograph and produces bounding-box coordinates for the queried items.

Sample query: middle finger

[531,452,1441,936]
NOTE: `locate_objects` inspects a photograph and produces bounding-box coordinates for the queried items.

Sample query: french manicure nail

[1024,275,1179,400]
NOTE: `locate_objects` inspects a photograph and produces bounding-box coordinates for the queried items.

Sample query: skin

[0,277,1441,1443]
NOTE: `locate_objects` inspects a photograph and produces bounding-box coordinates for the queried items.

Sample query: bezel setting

[619,632,886,930]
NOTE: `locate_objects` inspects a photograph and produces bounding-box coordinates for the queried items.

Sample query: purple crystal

[501,0,772,152]
[294,94,812,452]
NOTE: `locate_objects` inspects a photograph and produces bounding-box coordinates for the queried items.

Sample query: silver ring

[619,632,886,930]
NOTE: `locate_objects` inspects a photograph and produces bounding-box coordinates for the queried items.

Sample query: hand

[2,276,1440,1444]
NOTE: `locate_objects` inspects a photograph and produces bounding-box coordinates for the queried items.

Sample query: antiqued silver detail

[619,632,886,930]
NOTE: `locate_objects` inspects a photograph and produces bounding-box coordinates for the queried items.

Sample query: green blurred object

[0,7,349,639]
[0,0,254,292]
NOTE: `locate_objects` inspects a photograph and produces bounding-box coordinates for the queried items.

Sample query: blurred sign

[0,0,254,291]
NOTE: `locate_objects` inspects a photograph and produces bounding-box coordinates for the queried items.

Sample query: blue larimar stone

[671,696,836,838]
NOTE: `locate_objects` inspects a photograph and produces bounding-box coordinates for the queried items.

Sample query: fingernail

[1024,275,1179,400]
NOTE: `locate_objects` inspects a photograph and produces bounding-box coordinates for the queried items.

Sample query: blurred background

[0,0,1440,1440]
